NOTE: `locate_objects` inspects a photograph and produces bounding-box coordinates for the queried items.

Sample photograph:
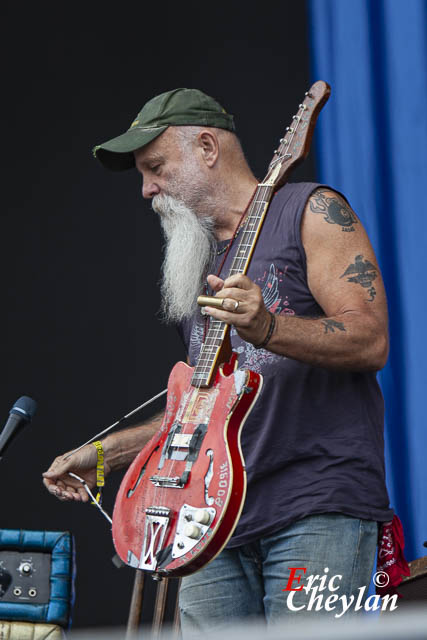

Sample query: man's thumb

[42,461,70,478]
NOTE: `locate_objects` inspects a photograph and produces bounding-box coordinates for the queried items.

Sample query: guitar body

[112,356,262,577]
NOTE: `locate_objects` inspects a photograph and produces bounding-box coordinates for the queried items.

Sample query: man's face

[134,128,208,216]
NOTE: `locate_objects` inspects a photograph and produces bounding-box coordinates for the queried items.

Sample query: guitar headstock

[264,80,331,190]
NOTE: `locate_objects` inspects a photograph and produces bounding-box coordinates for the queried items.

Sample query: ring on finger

[233,300,240,312]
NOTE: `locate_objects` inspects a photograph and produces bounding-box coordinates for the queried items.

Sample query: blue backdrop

[307,0,427,562]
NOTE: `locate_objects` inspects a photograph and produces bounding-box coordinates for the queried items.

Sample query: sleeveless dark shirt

[178,182,393,547]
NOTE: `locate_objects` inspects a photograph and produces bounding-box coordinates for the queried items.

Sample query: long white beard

[153,194,216,324]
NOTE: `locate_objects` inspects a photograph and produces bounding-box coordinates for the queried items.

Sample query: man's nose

[142,180,160,199]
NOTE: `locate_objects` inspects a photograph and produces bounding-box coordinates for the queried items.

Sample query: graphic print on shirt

[231,263,295,372]
[188,264,294,374]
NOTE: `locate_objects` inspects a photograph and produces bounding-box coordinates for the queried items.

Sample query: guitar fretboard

[191,184,274,387]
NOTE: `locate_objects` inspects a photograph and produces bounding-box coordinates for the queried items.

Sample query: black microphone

[0,396,37,459]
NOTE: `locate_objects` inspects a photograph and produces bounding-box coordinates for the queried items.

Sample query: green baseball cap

[93,88,235,171]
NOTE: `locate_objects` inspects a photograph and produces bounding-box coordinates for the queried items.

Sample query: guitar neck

[228,184,275,278]
[191,81,331,388]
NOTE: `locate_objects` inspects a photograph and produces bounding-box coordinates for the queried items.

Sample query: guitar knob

[184,523,201,539]
[193,509,210,525]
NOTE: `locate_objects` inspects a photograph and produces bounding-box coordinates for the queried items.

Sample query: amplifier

[0,530,75,628]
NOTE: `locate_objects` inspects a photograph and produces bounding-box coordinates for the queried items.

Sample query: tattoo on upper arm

[309,190,357,232]
[340,255,377,302]
[322,319,346,334]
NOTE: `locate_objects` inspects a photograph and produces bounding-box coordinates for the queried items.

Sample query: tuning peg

[305,91,313,98]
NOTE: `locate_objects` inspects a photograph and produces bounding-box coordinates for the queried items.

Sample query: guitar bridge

[137,506,171,571]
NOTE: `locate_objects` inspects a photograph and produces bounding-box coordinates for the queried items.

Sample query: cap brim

[93,125,168,171]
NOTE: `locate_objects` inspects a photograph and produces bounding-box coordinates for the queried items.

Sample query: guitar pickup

[170,433,192,448]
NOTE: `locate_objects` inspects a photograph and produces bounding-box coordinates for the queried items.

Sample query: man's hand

[42,444,109,503]
[204,273,272,346]
[42,418,164,503]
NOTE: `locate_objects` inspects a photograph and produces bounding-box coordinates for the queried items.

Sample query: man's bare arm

[102,410,164,472]
[204,189,388,372]
[42,410,164,501]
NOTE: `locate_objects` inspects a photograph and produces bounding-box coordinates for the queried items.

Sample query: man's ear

[197,130,219,167]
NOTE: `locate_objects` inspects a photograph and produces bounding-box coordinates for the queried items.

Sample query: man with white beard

[43,89,393,628]
[155,193,217,324]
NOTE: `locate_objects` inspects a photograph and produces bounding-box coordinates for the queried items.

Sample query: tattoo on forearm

[322,319,346,334]
[340,254,377,301]
[309,190,357,232]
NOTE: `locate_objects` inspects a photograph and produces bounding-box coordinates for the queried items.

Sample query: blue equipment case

[0,529,75,628]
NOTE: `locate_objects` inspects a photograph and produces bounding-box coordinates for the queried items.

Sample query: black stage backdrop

[1,0,315,629]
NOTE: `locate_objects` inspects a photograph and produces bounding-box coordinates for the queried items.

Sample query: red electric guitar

[112,81,330,578]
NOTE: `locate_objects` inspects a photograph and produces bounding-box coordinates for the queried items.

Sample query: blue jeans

[179,514,378,633]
